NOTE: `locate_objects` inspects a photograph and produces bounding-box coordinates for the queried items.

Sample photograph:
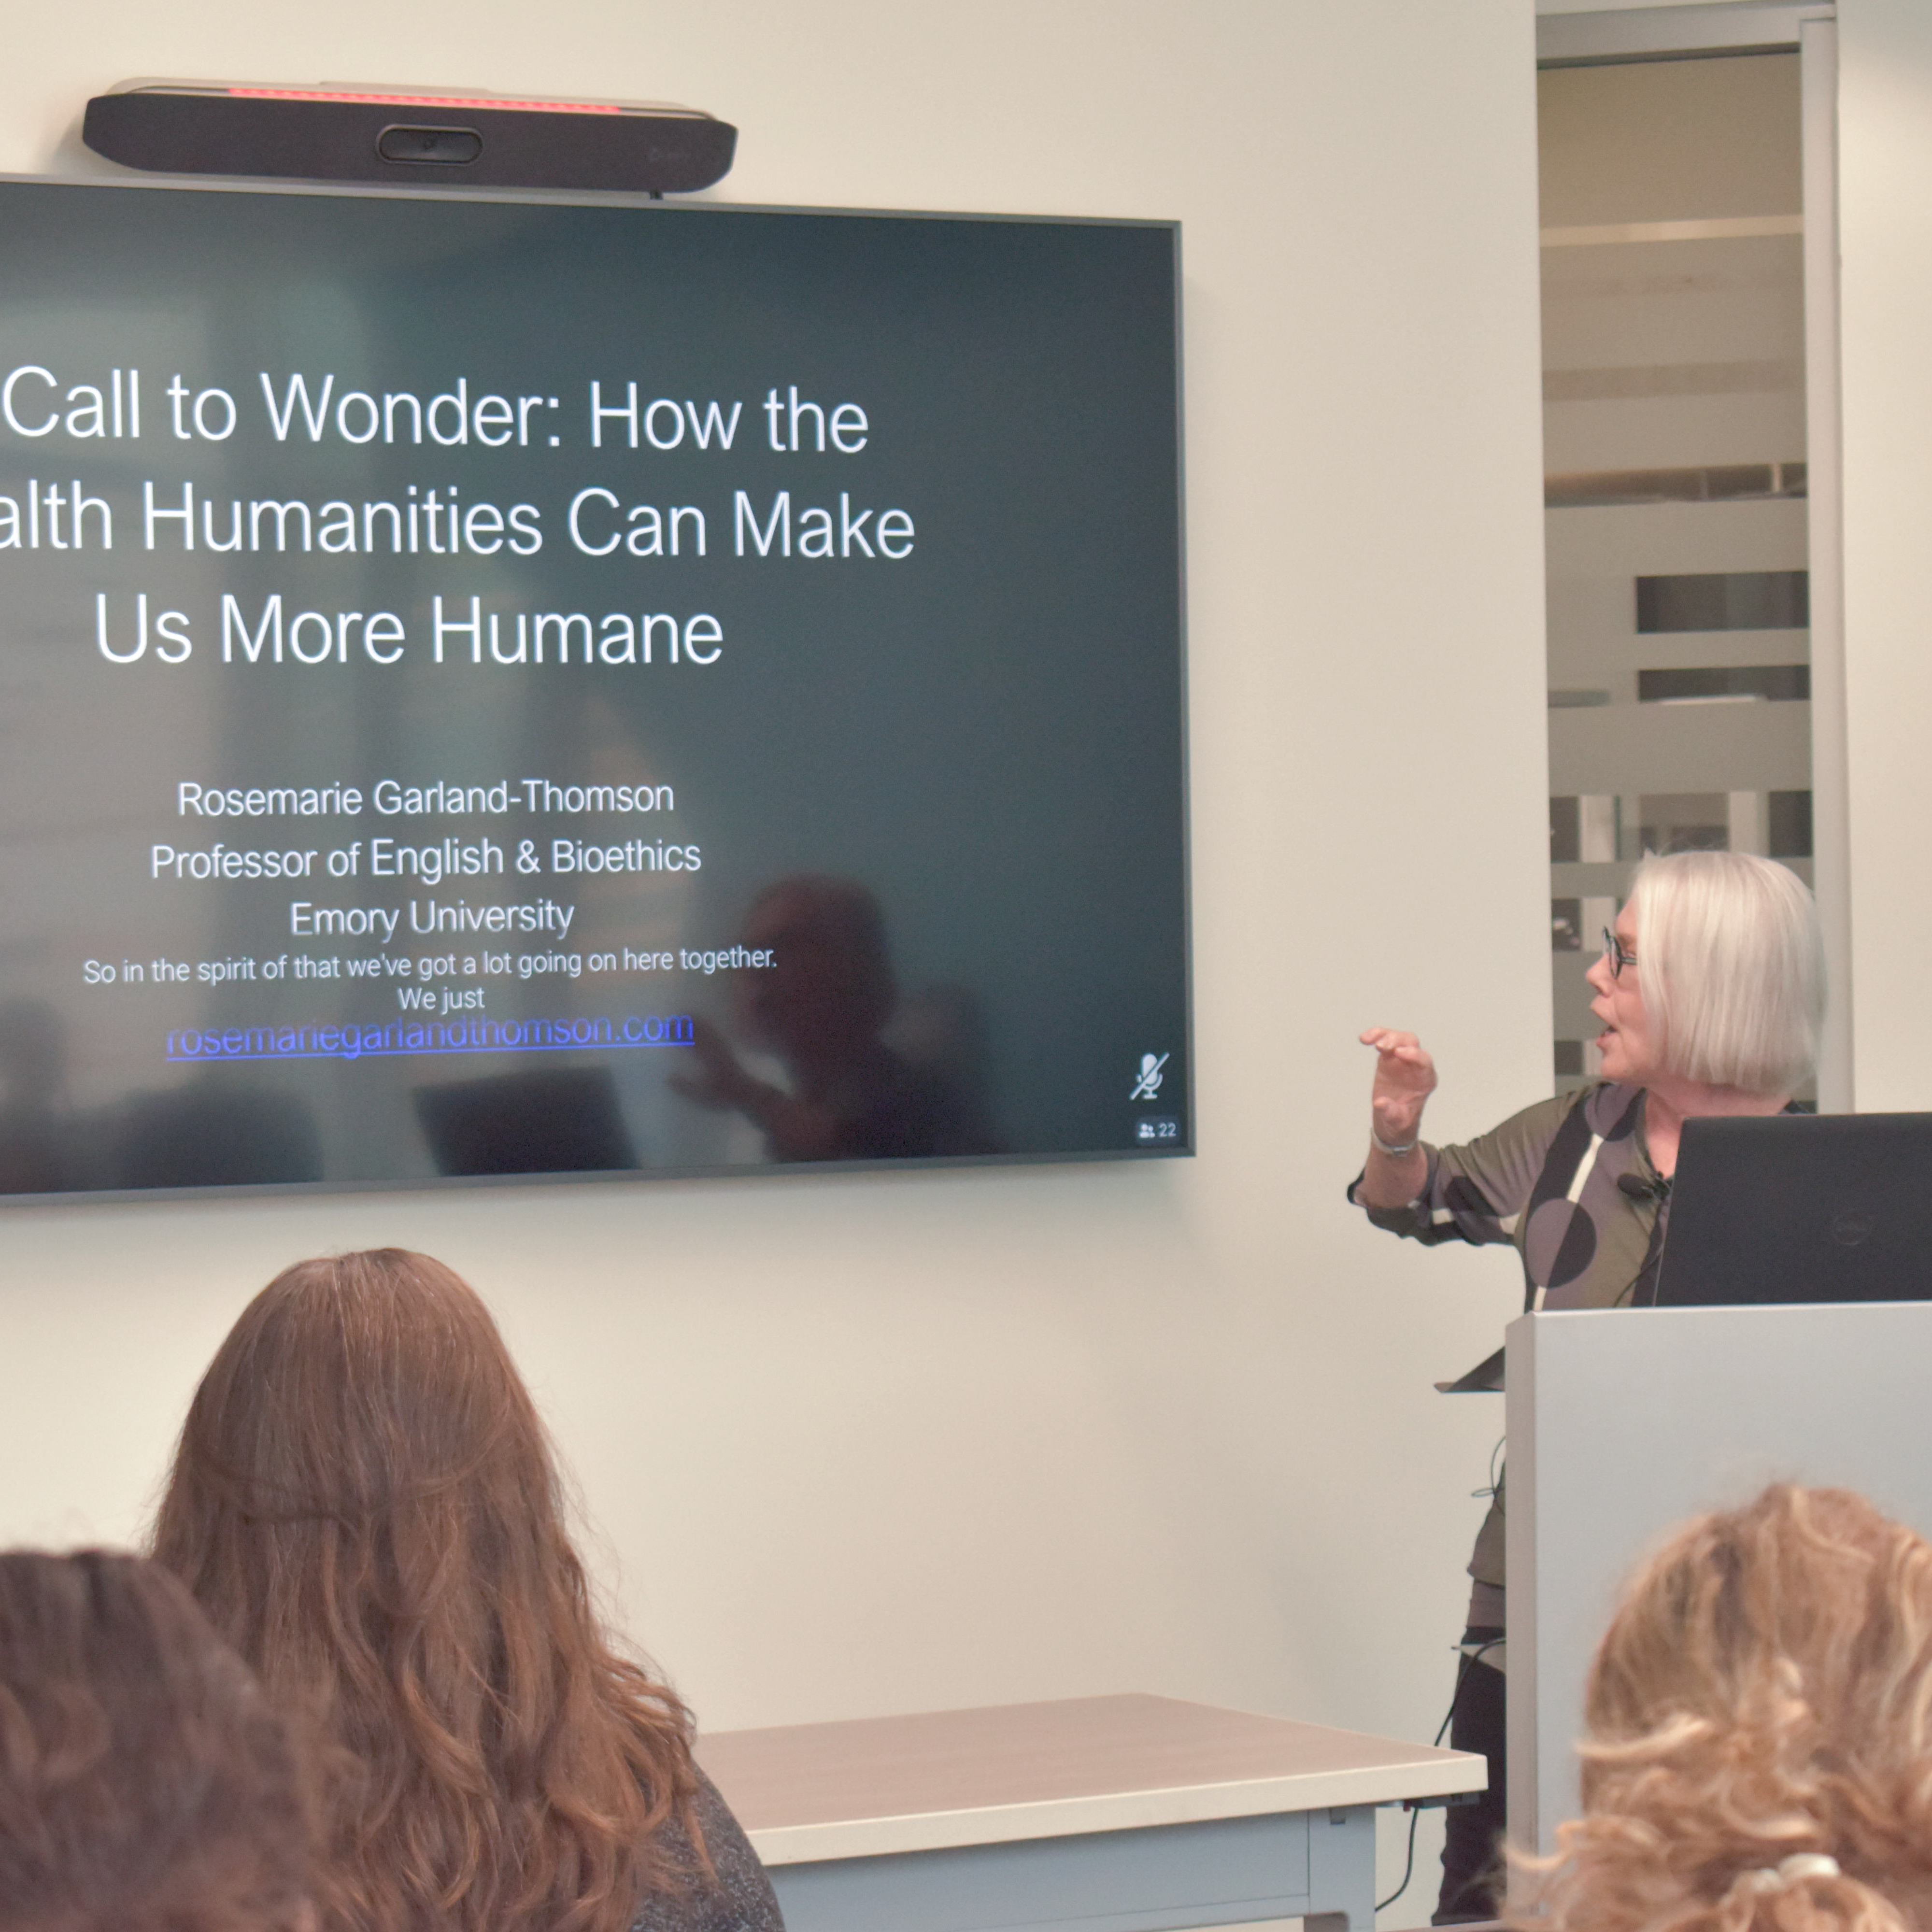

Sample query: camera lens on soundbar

[377,125,482,163]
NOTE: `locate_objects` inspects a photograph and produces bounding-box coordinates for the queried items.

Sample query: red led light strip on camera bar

[229,87,623,115]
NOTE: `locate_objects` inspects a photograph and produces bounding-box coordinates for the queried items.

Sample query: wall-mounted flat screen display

[0,177,1188,1196]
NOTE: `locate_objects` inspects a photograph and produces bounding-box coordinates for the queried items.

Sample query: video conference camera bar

[83,80,737,196]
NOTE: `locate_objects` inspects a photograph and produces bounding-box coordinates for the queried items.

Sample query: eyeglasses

[1602,927,1636,980]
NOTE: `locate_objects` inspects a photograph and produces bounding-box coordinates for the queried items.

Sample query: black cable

[1392,1440,1504,1919]
[1378,1802,1424,1916]
[1376,1638,1505,1916]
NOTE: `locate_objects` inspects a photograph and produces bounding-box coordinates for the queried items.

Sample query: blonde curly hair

[1510,1485,1932,1932]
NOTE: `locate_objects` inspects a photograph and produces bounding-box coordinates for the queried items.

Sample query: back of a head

[0,1548,309,1932]
[154,1247,546,1571]
[1627,851,1825,1094]
[1512,1485,1932,1932]
[152,1249,698,1932]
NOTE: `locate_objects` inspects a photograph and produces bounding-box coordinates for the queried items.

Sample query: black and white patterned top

[1358,1081,1664,1312]
[1351,1081,1664,1615]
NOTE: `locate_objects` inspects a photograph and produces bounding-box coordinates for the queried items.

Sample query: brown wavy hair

[0,1548,312,1932]
[151,1250,702,1932]
[1510,1485,1932,1932]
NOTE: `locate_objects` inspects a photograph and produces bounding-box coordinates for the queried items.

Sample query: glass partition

[1539,52,1811,1094]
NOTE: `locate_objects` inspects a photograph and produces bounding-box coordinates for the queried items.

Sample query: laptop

[414,1066,637,1176]
[1653,1112,1932,1307]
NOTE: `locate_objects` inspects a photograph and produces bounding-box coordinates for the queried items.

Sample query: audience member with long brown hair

[152,1249,781,1932]
[1511,1484,1932,1932]
[0,1548,312,1932]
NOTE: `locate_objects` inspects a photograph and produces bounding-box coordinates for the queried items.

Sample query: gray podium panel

[767,1804,1375,1932]
[1506,1302,1932,1851]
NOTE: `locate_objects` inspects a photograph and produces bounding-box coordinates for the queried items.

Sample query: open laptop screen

[1654,1113,1932,1306]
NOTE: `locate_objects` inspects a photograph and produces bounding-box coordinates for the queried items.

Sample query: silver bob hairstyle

[1625,850,1824,1095]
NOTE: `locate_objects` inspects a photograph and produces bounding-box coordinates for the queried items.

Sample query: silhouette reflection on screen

[0,998,77,1193]
[672,875,997,1162]
[114,1078,324,1190]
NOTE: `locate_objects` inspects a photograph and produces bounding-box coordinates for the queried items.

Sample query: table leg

[1305,1804,1378,1932]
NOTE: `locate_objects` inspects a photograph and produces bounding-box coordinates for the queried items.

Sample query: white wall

[0,1,1548,1912]
[1838,0,1932,1112]
[1536,1,1715,12]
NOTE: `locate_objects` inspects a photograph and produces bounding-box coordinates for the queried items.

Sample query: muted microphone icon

[1130,1051,1167,1100]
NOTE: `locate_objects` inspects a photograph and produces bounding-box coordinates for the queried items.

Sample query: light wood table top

[697,1692,1486,1864]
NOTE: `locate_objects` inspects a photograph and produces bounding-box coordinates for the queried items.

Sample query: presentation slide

[0,179,1187,1193]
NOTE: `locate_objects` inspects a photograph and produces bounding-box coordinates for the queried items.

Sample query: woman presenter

[1352,849,1825,1923]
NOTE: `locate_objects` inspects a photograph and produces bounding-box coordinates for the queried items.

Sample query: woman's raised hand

[1359,1028,1438,1147]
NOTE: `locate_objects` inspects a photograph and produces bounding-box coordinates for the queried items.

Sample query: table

[696,1692,1486,1932]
